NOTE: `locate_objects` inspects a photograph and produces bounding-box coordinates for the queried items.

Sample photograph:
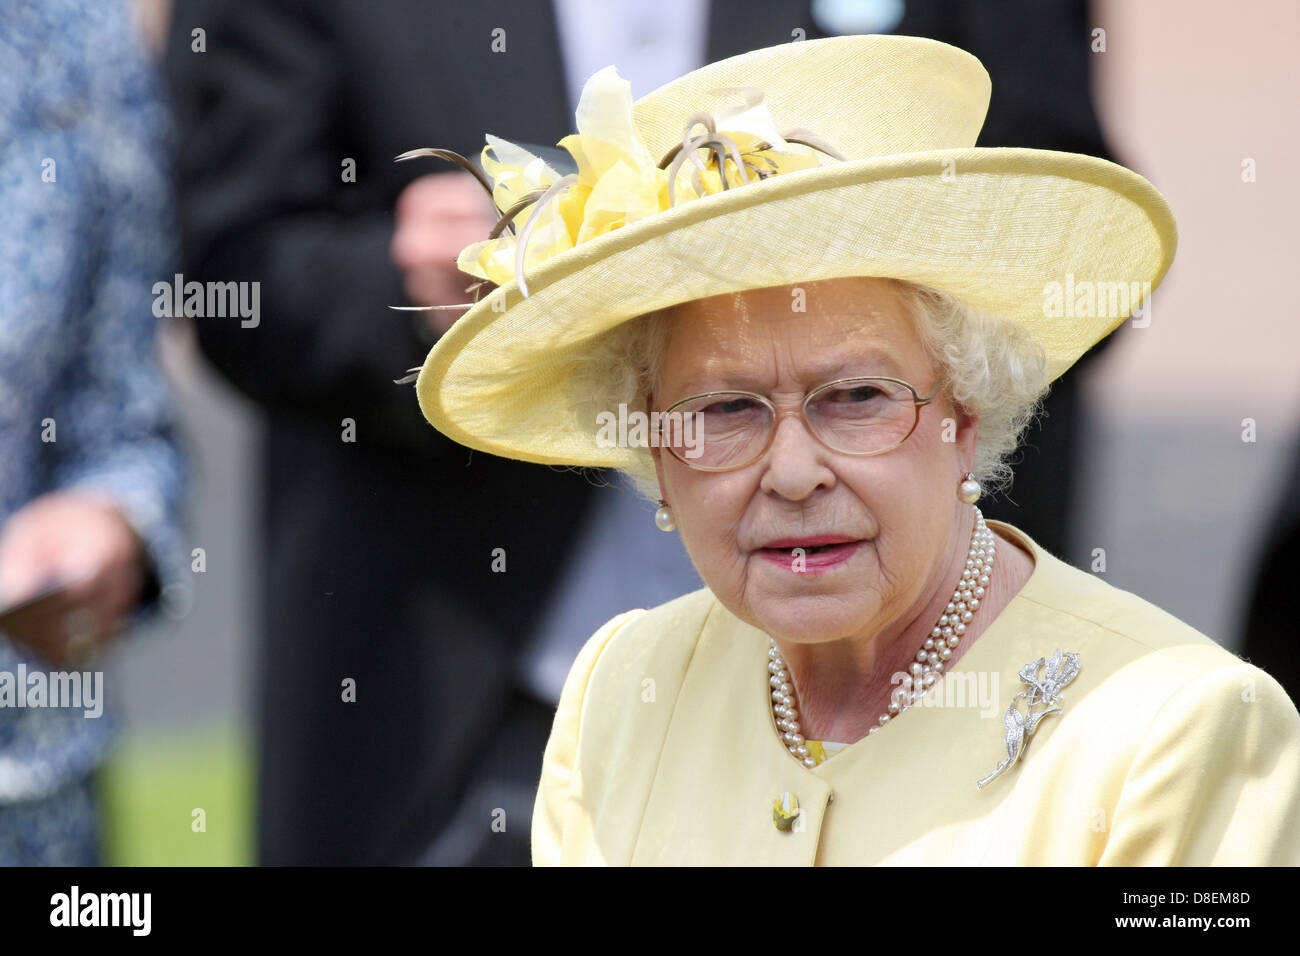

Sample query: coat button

[773,791,799,831]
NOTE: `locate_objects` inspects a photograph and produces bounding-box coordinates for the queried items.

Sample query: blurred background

[4,0,1296,864]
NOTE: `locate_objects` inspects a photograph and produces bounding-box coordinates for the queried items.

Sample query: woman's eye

[825,384,883,404]
[844,385,883,402]
[704,397,759,415]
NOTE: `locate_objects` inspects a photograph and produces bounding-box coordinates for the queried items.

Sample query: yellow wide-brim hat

[412,34,1177,469]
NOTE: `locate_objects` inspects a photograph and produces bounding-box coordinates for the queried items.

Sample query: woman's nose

[758,413,836,500]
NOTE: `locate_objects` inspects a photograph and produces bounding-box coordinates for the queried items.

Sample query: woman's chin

[738,549,873,629]
[746,592,876,645]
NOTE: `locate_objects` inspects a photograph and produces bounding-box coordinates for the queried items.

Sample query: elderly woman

[406,35,1300,864]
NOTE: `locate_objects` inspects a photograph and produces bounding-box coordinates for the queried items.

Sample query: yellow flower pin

[773,791,800,831]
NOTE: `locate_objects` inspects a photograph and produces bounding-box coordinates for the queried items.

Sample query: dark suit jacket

[164,0,1113,863]
[165,0,599,865]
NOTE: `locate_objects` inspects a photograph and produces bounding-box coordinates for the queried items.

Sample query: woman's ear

[939,392,978,464]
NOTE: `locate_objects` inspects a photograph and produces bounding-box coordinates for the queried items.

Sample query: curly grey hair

[572,279,1050,501]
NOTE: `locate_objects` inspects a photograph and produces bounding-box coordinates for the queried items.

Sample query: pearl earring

[958,472,981,504]
[654,500,677,532]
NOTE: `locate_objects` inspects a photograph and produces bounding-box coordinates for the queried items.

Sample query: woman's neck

[775,521,1036,744]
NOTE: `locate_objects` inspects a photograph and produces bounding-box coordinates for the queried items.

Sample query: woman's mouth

[756,538,864,573]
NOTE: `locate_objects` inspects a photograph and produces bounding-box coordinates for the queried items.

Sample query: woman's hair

[572,278,1051,501]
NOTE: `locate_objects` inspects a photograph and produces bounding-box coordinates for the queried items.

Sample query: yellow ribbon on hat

[440,65,839,294]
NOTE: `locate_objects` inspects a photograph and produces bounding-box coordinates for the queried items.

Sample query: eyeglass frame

[654,375,941,473]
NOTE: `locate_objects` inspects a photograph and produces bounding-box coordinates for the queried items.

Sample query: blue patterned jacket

[0,0,187,804]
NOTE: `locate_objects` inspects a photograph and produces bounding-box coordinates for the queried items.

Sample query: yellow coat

[532,520,1300,865]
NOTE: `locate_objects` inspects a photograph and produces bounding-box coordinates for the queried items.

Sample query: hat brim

[416,146,1177,468]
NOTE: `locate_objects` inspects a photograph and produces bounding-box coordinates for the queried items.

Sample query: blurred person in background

[164,0,599,865]
[0,0,187,866]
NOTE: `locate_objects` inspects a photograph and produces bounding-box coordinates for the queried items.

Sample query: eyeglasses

[655,376,938,472]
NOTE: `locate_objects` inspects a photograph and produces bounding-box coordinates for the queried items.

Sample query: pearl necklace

[768,508,996,768]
